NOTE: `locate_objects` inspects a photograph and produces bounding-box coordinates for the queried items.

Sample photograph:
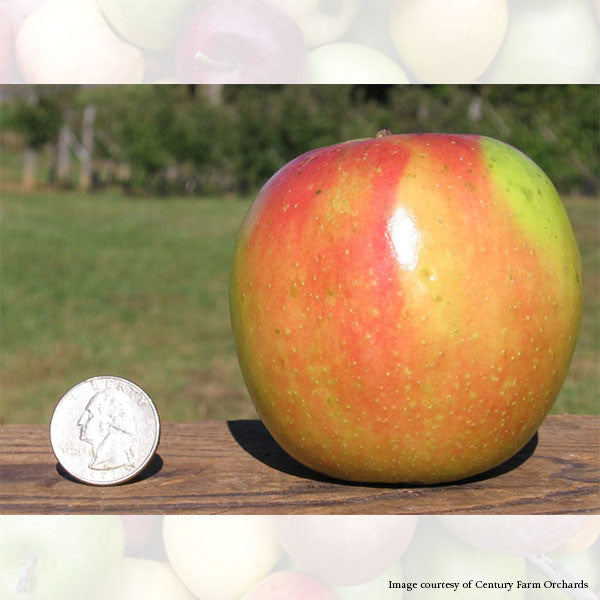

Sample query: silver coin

[50,376,160,485]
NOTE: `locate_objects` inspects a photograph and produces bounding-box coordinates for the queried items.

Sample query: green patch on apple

[99,0,197,50]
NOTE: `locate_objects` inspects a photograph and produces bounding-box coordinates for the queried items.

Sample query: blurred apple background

[0,84,598,424]
[0,0,599,84]
[1,515,599,599]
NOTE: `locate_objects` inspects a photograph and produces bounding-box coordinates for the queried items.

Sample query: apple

[163,516,282,600]
[4,0,49,30]
[0,515,124,600]
[175,0,306,83]
[389,0,508,83]
[485,0,600,83]
[334,560,404,599]
[343,0,397,57]
[230,132,582,484]
[243,571,339,599]
[526,545,600,600]
[263,0,361,47]
[439,516,588,556]
[101,557,195,600]
[403,519,527,599]
[99,0,196,51]
[274,516,417,585]
[0,3,13,82]
[121,516,167,561]
[15,0,145,83]
[306,42,409,83]
[555,516,600,555]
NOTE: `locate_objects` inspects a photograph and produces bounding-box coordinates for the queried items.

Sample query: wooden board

[1,416,598,514]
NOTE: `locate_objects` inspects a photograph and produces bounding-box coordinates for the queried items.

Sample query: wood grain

[1,416,598,514]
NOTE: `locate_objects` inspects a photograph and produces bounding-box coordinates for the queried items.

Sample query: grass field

[1,191,598,424]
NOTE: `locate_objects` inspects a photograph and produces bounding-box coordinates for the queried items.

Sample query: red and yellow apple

[230,132,582,484]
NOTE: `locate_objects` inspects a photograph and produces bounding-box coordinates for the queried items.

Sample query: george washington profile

[78,388,138,471]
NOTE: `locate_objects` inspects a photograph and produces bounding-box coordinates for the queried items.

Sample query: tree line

[1,85,597,197]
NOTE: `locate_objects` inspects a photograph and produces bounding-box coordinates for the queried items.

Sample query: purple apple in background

[0,3,14,82]
[274,516,417,586]
[175,0,306,83]
[243,571,340,600]
[264,0,362,47]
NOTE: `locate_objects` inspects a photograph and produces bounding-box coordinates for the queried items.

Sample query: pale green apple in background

[15,0,144,83]
[403,520,526,600]
[485,0,600,83]
[163,516,282,600]
[334,561,405,599]
[101,558,195,600]
[264,0,361,47]
[306,42,409,83]
[389,0,508,83]
[0,516,124,600]
[99,0,197,51]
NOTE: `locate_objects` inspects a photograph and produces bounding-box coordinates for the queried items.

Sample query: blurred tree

[1,84,597,197]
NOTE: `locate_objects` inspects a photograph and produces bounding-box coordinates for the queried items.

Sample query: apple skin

[230,133,582,484]
[0,3,13,82]
[243,571,339,599]
[99,0,196,51]
[101,557,195,600]
[5,0,49,30]
[389,0,508,83]
[438,516,588,555]
[0,515,124,600]
[485,0,600,83]
[333,560,404,599]
[274,516,417,586]
[15,0,145,83]
[306,42,409,83]
[120,516,167,561]
[163,515,282,600]
[555,516,600,555]
[175,0,306,83]
[403,519,526,599]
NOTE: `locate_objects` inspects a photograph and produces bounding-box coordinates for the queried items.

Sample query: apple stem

[15,553,37,594]
[526,555,597,600]
[375,129,393,138]
[194,51,237,72]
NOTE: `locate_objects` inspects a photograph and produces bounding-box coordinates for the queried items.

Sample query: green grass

[1,191,255,424]
[1,191,598,424]
[555,198,600,414]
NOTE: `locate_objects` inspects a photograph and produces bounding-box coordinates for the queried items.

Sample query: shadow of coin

[55,453,164,486]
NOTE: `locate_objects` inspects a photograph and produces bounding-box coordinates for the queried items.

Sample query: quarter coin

[50,376,160,485]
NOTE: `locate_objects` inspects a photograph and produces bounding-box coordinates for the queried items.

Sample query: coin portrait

[50,376,160,485]
[77,387,138,471]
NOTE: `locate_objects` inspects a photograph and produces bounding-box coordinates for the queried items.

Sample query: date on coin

[50,376,160,485]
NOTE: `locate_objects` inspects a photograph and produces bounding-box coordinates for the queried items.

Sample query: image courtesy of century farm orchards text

[1,515,599,599]
[230,133,582,484]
